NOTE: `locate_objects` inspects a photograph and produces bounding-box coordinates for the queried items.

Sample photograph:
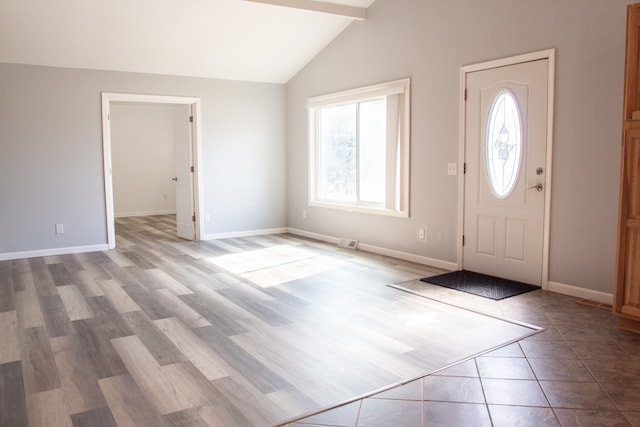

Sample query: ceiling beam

[244,0,367,20]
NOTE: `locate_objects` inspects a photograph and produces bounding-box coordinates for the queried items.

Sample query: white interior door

[463,59,548,285]
[174,104,195,240]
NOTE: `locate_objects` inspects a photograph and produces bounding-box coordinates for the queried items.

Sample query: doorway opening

[457,49,555,288]
[101,93,203,249]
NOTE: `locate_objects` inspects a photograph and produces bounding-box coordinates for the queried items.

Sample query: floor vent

[338,238,359,250]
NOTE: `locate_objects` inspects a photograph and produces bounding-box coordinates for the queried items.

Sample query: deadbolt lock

[536,167,544,175]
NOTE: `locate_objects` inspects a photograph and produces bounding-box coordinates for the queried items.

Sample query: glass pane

[486,90,522,198]
[318,104,356,201]
[359,98,386,204]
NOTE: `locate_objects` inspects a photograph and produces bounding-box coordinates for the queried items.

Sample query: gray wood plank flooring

[0,215,538,426]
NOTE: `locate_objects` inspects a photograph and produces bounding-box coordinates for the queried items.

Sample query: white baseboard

[546,281,613,305]
[203,227,289,240]
[357,242,458,270]
[286,228,340,245]
[287,228,458,271]
[115,210,176,218]
[0,244,110,261]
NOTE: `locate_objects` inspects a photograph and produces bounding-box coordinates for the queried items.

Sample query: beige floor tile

[554,409,633,427]
[423,401,491,427]
[581,358,640,383]
[481,378,549,407]
[567,340,633,361]
[528,358,595,382]
[423,376,485,404]
[600,383,640,412]
[358,399,422,427]
[519,340,577,359]
[624,411,640,426]
[539,381,616,410]
[489,405,560,427]
[476,356,536,380]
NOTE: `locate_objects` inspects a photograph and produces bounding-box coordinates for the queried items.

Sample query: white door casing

[460,51,555,287]
[101,93,203,249]
[174,105,196,240]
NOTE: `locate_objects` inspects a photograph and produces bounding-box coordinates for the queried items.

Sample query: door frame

[101,92,204,249]
[457,49,556,288]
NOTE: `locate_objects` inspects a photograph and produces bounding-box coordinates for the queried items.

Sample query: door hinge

[463,163,467,174]
[462,235,465,246]
[189,116,193,123]
[190,166,194,173]
[464,89,467,101]
[192,213,196,223]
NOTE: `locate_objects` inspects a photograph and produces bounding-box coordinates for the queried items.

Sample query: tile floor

[278,280,640,427]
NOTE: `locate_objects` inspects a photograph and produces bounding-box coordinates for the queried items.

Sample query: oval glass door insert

[485,89,522,198]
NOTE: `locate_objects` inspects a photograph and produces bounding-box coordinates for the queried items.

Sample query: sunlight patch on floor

[205,244,317,274]
[403,312,438,327]
[241,255,349,288]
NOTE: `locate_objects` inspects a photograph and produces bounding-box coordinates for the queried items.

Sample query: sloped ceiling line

[244,0,367,19]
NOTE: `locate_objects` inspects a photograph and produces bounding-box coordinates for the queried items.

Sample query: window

[485,89,522,198]
[308,79,410,217]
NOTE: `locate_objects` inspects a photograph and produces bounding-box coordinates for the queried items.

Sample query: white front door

[463,59,549,286]
[174,104,195,240]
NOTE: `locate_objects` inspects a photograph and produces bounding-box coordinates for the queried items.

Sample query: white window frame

[307,78,411,217]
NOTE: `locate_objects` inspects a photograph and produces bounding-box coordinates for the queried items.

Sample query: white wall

[0,63,286,256]
[111,103,177,217]
[286,0,634,295]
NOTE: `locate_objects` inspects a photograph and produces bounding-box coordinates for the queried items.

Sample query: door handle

[172,177,178,182]
[526,183,543,192]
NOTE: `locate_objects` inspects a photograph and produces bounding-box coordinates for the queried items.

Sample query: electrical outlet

[302,210,307,219]
[418,228,425,240]
[55,224,64,234]
[447,163,458,176]
[205,213,211,223]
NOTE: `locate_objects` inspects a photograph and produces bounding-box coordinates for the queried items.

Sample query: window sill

[309,201,409,218]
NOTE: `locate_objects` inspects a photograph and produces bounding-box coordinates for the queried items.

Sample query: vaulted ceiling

[0,0,375,84]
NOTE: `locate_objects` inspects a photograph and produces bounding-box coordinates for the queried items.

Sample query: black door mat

[420,270,540,301]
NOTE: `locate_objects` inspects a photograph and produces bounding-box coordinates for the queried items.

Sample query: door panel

[477,216,496,256]
[505,218,526,261]
[175,105,195,240]
[621,126,640,317]
[464,59,548,285]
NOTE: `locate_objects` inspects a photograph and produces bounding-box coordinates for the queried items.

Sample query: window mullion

[355,101,361,203]
[312,109,320,200]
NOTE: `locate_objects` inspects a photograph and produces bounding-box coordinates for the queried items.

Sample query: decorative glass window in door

[486,89,522,198]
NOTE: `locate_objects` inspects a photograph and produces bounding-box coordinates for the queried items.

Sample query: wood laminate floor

[0,215,538,426]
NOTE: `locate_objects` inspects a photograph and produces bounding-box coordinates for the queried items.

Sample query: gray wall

[286,0,633,294]
[0,63,286,254]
